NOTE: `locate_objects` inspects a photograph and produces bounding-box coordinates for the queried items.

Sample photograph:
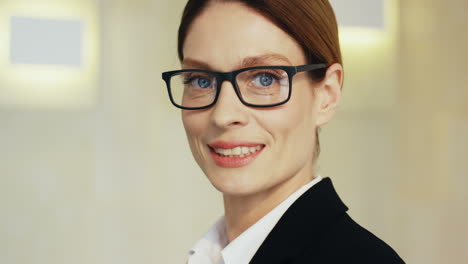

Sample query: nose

[210,80,249,129]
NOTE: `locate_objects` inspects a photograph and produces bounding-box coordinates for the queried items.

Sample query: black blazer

[250,177,406,264]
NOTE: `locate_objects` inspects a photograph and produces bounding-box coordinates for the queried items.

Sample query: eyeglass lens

[169,68,290,108]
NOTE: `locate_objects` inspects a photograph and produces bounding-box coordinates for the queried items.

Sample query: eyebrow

[182,53,293,71]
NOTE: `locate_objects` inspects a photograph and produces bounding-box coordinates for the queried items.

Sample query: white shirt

[187,175,323,264]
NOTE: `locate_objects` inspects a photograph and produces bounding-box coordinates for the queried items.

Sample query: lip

[208,141,265,168]
[209,140,264,149]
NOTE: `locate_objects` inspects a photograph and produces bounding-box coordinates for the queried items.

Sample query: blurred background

[1,0,467,263]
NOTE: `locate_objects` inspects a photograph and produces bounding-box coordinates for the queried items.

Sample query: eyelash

[250,70,283,79]
[182,75,211,84]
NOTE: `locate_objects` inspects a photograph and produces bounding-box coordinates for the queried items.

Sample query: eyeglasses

[161,64,327,110]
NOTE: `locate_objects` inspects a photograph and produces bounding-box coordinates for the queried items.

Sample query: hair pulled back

[177,0,343,163]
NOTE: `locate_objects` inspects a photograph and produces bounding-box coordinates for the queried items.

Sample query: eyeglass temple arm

[295,63,328,73]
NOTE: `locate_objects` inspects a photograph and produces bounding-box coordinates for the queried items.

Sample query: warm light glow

[339,27,386,46]
[336,0,399,112]
[0,0,99,109]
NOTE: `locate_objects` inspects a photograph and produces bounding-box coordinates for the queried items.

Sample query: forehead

[182,2,306,71]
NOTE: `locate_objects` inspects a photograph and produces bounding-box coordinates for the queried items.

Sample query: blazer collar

[250,177,348,264]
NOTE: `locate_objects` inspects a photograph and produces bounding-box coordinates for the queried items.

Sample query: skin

[181,2,343,243]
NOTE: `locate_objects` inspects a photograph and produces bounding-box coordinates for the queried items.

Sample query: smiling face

[181,2,340,197]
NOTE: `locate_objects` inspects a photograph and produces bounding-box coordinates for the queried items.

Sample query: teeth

[219,148,231,156]
[232,147,241,155]
[213,145,263,157]
[241,147,249,154]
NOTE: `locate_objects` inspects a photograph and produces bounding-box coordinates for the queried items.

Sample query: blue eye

[253,74,275,87]
[191,77,212,89]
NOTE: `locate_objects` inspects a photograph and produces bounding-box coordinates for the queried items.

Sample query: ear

[315,63,343,127]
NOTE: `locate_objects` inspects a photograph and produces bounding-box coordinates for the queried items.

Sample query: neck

[222,172,316,243]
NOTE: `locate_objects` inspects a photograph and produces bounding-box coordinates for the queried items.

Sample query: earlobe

[316,63,343,127]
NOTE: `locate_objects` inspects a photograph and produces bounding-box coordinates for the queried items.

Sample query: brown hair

[177,0,342,164]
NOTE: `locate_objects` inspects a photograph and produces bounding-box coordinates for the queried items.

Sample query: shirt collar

[188,216,228,264]
[188,175,323,264]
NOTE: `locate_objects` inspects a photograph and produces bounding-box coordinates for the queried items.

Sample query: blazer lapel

[249,177,349,264]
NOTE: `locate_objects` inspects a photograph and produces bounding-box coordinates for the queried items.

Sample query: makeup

[208,141,265,168]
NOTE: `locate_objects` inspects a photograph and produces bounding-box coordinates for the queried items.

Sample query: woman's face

[181,2,339,197]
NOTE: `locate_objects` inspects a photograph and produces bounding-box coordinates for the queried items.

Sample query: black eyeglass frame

[161,63,328,110]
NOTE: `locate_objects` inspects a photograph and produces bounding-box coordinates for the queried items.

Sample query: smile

[208,141,265,168]
[213,145,262,157]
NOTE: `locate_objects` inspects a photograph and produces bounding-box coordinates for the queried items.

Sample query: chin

[207,172,265,197]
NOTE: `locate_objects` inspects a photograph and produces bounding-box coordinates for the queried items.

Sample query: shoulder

[250,178,406,264]
[297,213,406,264]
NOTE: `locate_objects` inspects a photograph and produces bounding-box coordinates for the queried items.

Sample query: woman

[162,0,406,263]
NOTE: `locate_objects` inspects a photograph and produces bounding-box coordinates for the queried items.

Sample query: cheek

[291,80,319,132]
[277,107,314,146]
[266,83,317,154]
[181,112,196,136]
[182,110,208,135]
[182,112,208,157]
